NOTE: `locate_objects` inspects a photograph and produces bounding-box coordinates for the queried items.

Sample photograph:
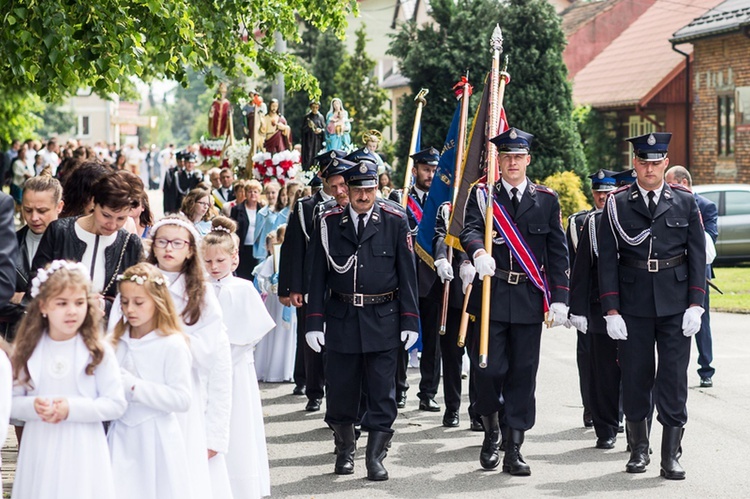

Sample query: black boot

[479,413,501,470]
[625,420,650,473]
[330,424,356,475]
[660,426,686,480]
[365,431,392,481]
[502,429,531,476]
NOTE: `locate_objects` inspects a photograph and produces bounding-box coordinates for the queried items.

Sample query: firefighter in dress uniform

[305,160,419,481]
[597,132,705,480]
[459,128,570,475]
[568,169,623,450]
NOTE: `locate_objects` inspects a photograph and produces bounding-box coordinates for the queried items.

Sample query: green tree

[0,0,357,101]
[314,31,347,107]
[36,105,77,139]
[334,25,391,147]
[0,91,44,148]
[573,105,620,173]
[388,0,585,181]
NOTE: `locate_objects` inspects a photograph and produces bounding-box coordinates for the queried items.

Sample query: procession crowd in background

[0,86,716,497]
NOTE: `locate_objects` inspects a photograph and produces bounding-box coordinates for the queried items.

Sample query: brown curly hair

[12,263,105,387]
[111,262,185,347]
[146,214,206,326]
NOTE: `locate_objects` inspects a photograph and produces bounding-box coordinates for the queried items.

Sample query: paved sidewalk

[3,312,749,497]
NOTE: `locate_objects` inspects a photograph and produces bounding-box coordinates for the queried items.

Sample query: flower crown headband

[151,217,201,242]
[31,260,89,298]
[117,274,168,286]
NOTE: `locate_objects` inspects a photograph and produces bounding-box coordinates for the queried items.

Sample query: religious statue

[208,82,231,139]
[259,98,292,153]
[325,98,352,151]
[361,129,385,172]
[301,100,326,170]
[244,88,267,153]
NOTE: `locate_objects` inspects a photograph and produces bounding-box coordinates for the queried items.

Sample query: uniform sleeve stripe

[555,285,569,290]
[690,286,706,294]
[401,312,420,318]
[306,313,324,318]
[600,292,619,298]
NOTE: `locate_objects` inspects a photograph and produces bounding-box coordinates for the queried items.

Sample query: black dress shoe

[596,437,617,449]
[419,398,441,412]
[470,418,484,432]
[305,398,322,412]
[396,392,407,409]
[442,410,460,428]
[583,409,594,428]
[700,377,713,388]
[292,385,305,396]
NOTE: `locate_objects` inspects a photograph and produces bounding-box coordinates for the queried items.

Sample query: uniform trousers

[440,306,466,412]
[576,331,591,413]
[468,320,542,430]
[695,268,714,378]
[293,305,326,400]
[396,346,409,396]
[236,245,258,281]
[417,296,441,401]
[619,314,690,427]
[589,333,621,440]
[325,348,398,434]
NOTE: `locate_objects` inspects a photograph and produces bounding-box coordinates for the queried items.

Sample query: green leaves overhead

[0,0,357,100]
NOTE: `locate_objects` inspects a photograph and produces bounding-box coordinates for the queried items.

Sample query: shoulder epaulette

[378,200,406,218]
[534,184,556,196]
[611,185,630,195]
[321,205,344,218]
[668,183,692,194]
[567,209,589,222]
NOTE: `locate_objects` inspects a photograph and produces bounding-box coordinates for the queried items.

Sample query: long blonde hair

[12,262,105,386]
[111,263,184,347]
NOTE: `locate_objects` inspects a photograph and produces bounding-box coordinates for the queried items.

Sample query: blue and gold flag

[414,100,462,266]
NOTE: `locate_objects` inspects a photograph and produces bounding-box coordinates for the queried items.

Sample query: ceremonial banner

[415,100,462,265]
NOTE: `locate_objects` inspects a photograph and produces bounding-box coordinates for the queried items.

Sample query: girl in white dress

[253,226,297,382]
[107,262,193,499]
[203,217,275,498]
[0,339,11,472]
[10,260,126,499]
[132,214,232,499]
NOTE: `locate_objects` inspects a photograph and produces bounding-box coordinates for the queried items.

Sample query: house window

[628,115,658,137]
[717,94,735,157]
[78,116,90,137]
[737,87,750,126]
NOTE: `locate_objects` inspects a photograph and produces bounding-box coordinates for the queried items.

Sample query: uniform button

[653,236,657,240]
[653,252,658,256]
[360,264,364,268]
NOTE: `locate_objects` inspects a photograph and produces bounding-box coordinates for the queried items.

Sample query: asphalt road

[3,313,748,498]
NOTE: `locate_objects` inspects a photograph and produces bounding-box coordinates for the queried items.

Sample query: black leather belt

[620,254,687,273]
[494,269,529,284]
[332,289,398,307]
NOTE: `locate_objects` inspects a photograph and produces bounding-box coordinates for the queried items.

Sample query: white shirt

[74,222,118,292]
[500,178,528,204]
[637,181,664,209]
[243,205,257,246]
[349,205,375,235]
[412,186,427,205]
[25,230,43,266]
[320,190,333,202]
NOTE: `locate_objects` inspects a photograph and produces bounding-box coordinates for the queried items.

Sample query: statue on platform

[361,129,385,173]
[208,82,231,139]
[259,98,292,153]
[244,88,267,153]
[325,98,352,151]
[301,100,325,170]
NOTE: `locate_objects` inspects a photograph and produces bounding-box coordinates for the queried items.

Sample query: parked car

[693,184,750,264]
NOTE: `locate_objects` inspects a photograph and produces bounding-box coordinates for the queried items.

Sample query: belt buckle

[353,293,364,307]
[507,272,520,285]
[647,259,659,272]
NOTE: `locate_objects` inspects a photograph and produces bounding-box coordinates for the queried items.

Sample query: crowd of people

[0,124,714,496]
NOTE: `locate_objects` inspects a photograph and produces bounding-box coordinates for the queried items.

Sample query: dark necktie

[511,187,520,213]
[357,213,366,240]
[647,191,656,216]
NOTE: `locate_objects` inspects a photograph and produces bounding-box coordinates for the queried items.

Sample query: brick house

[671,0,750,184]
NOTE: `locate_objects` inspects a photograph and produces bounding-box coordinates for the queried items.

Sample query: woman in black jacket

[31,169,144,317]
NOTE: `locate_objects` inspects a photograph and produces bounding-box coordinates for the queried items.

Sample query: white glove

[682,306,705,337]
[569,314,588,334]
[434,258,454,283]
[604,314,628,340]
[305,331,325,353]
[460,261,476,294]
[548,302,569,328]
[474,252,496,280]
[401,330,419,351]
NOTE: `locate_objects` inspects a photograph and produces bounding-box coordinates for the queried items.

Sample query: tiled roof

[561,0,619,35]
[573,0,721,108]
[671,0,750,42]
